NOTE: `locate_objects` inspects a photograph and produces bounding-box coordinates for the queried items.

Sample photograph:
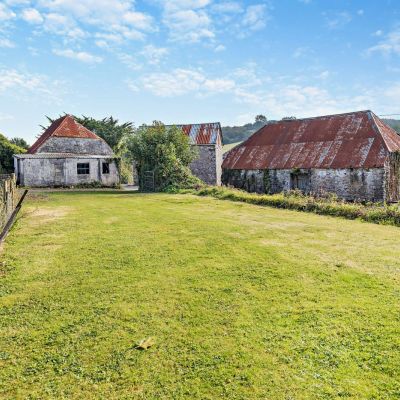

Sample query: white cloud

[43,13,86,40]
[367,28,400,56]
[14,0,154,45]
[141,68,235,96]
[0,38,15,48]
[163,6,214,42]
[214,44,226,52]
[141,45,168,65]
[357,9,364,16]
[118,53,142,70]
[0,68,50,94]
[242,4,268,31]
[324,11,352,29]
[53,48,103,63]
[211,2,243,14]
[0,4,16,21]
[21,8,43,24]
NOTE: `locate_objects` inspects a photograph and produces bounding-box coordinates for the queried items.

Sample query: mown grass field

[1,192,400,399]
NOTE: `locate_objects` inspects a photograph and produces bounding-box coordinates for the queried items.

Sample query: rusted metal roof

[28,115,101,154]
[223,111,400,170]
[166,122,222,145]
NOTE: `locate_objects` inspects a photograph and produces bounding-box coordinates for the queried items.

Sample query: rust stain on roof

[28,115,102,154]
[166,122,222,145]
[223,111,400,170]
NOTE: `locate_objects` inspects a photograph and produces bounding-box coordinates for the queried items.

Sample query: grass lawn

[1,192,400,399]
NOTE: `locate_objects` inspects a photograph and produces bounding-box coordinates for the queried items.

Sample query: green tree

[0,133,26,173]
[126,122,201,191]
[10,137,29,150]
[255,114,267,123]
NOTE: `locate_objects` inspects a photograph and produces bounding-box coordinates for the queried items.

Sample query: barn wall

[190,144,222,185]
[385,152,400,202]
[17,157,119,187]
[222,167,385,201]
[37,137,113,155]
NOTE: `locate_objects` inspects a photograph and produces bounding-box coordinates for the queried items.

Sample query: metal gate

[142,170,155,192]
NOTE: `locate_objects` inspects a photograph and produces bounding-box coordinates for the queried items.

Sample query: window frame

[77,162,90,175]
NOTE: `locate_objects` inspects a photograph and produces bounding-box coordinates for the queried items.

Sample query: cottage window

[77,163,90,175]
[102,162,110,174]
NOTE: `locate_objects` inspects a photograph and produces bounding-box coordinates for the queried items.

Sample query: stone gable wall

[190,145,222,185]
[37,137,113,155]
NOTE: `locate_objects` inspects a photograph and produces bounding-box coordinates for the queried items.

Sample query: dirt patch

[27,206,73,225]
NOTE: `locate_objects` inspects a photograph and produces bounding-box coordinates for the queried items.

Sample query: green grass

[223,141,242,153]
[1,192,400,399]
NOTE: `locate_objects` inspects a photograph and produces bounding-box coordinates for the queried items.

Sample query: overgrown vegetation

[126,122,202,191]
[1,192,400,398]
[0,133,26,173]
[184,186,400,226]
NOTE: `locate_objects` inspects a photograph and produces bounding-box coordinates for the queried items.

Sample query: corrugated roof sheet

[15,153,114,159]
[222,111,400,170]
[28,115,102,154]
[166,122,222,145]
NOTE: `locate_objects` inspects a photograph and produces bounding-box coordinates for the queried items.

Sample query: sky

[1,0,400,143]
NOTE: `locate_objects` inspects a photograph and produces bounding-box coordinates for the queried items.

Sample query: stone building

[14,115,119,187]
[167,123,223,185]
[222,111,400,202]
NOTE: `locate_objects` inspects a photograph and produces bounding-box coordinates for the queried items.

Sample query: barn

[14,115,119,187]
[222,111,400,202]
[167,122,223,185]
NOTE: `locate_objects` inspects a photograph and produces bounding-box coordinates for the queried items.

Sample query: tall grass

[182,186,400,226]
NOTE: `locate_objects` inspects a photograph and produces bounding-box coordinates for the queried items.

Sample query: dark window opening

[77,163,90,175]
[102,162,110,174]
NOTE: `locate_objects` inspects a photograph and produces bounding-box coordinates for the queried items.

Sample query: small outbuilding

[167,122,223,185]
[14,115,119,187]
[222,110,400,202]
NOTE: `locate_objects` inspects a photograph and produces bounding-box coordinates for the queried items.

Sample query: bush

[183,186,400,227]
[126,122,203,191]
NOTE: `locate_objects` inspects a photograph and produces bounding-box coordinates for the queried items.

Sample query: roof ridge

[266,110,371,125]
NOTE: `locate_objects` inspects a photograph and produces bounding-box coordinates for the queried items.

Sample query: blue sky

[1,0,400,143]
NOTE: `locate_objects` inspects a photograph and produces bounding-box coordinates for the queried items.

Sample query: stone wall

[385,152,400,202]
[37,137,113,155]
[222,167,386,201]
[18,157,119,187]
[190,145,222,185]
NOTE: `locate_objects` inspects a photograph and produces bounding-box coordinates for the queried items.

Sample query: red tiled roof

[222,111,400,170]
[28,115,101,154]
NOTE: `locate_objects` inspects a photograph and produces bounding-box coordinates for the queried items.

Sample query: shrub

[126,122,203,191]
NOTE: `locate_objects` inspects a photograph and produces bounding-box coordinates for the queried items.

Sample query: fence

[0,174,19,231]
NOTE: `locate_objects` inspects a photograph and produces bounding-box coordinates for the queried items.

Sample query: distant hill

[383,119,400,134]
[222,121,267,144]
[222,117,400,145]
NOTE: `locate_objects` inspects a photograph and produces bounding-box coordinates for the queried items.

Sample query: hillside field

[1,192,399,399]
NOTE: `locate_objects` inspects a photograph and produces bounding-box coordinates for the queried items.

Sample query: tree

[74,116,134,153]
[10,137,29,150]
[0,133,26,173]
[255,114,267,123]
[126,122,201,191]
